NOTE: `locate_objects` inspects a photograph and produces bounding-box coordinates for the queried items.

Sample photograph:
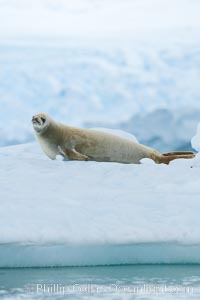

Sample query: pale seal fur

[32,113,195,164]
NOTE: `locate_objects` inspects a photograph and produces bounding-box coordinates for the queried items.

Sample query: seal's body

[32,113,195,164]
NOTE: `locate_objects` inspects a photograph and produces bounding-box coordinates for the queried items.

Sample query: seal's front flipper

[160,151,195,165]
[65,149,89,161]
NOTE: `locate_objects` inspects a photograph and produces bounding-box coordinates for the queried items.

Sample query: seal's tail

[159,151,195,165]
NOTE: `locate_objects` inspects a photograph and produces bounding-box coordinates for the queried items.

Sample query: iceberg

[0,128,199,267]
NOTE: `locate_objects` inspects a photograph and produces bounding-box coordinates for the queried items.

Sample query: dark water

[1,265,200,299]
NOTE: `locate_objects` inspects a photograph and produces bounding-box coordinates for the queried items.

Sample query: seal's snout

[32,115,46,125]
[32,116,36,124]
[32,114,48,133]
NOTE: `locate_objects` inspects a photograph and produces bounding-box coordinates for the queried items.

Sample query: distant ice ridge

[0,41,200,151]
[0,127,200,267]
[0,0,200,151]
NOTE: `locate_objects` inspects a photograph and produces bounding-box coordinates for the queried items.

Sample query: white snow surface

[0,127,200,267]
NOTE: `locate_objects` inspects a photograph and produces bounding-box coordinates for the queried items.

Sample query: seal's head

[32,113,50,133]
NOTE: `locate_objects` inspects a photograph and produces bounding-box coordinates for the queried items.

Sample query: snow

[0,127,199,267]
[192,124,200,152]
[191,124,200,167]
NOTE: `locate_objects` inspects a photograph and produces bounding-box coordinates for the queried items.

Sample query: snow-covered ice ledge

[0,128,200,267]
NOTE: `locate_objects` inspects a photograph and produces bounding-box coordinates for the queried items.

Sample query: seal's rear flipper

[160,151,195,165]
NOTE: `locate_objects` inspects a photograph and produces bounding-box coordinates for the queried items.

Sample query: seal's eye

[41,117,46,124]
